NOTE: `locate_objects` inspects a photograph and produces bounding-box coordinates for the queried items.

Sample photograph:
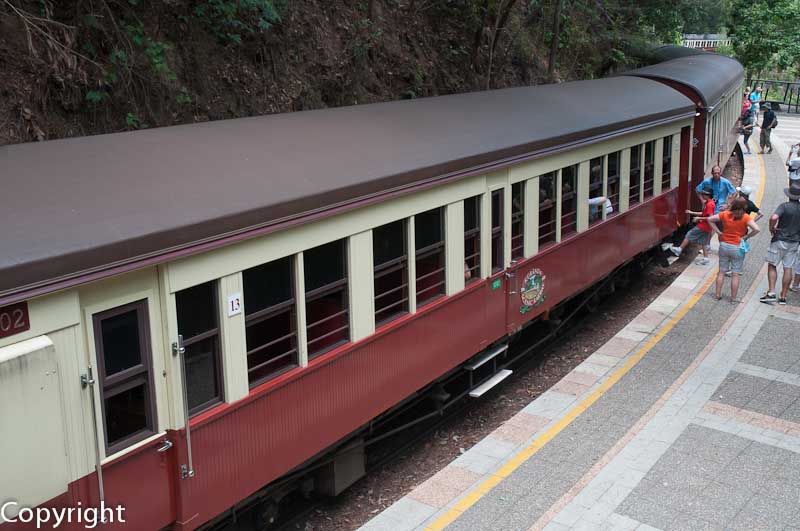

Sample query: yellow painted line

[754,149,766,205]
[423,275,714,531]
[422,149,769,531]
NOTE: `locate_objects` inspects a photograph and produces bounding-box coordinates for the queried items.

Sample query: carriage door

[87,299,177,530]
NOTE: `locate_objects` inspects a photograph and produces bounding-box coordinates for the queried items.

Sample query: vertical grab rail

[172,335,195,479]
[81,368,106,505]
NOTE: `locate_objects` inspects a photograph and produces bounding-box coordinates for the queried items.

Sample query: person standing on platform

[671,186,715,265]
[759,103,778,154]
[786,143,800,187]
[736,185,763,222]
[697,197,760,302]
[749,86,762,115]
[696,165,736,213]
[741,110,756,154]
[760,183,800,305]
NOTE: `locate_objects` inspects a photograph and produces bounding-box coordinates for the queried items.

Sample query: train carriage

[0,49,742,530]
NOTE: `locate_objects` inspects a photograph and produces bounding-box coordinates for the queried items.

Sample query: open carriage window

[607,152,621,214]
[662,136,673,190]
[415,208,446,306]
[243,257,298,387]
[560,164,578,238]
[538,172,557,248]
[176,282,224,416]
[305,240,350,358]
[643,140,655,199]
[629,145,642,207]
[373,220,409,325]
[589,156,605,226]
[464,195,481,283]
[490,190,504,272]
[511,182,524,260]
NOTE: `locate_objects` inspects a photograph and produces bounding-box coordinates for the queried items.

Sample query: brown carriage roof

[621,53,744,109]
[1,76,695,304]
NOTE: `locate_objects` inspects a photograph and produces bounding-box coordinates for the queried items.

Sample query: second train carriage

[0,49,742,530]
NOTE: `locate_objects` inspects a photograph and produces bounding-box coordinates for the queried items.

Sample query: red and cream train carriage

[0,49,742,530]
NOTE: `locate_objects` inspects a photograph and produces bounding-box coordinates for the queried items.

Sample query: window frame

[589,156,605,226]
[628,145,642,207]
[176,282,225,417]
[606,151,621,215]
[415,208,446,306]
[643,140,656,199]
[661,135,673,190]
[304,240,350,359]
[490,189,504,273]
[464,195,482,284]
[560,164,578,239]
[243,258,299,389]
[538,171,557,248]
[93,299,158,456]
[510,182,525,260]
[373,219,410,326]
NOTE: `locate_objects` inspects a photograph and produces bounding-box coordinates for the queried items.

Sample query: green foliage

[85,90,109,104]
[728,0,800,76]
[193,0,283,45]
[125,112,148,129]
[177,87,192,105]
[124,21,177,80]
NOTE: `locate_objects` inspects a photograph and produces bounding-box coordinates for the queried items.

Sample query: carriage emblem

[519,268,546,314]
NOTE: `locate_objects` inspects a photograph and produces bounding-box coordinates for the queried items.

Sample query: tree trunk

[486,0,519,89]
[548,0,564,77]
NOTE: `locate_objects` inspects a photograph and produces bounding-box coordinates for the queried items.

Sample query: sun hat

[736,185,752,196]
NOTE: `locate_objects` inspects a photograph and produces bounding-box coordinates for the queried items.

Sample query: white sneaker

[670,246,682,256]
[695,257,710,265]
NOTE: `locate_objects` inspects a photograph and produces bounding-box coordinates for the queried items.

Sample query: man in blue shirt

[696,165,736,213]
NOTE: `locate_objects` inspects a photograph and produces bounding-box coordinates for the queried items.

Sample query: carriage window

[464,195,481,283]
[661,136,672,190]
[373,220,409,325]
[491,190,503,272]
[415,208,446,306]
[176,281,223,415]
[538,172,556,248]
[94,300,156,454]
[511,182,524,260]
[643,141,655,199]
[629,145,641,207]
[305,240,350,358]
[243,257,298,388]
[607,152,621,214]
[589,157,604,226]
[561,165,578,238]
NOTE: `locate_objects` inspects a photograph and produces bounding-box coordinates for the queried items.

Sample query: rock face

[0,0,644,146]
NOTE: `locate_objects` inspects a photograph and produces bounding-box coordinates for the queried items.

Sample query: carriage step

[464,344,508,371]
[469,370,513,398]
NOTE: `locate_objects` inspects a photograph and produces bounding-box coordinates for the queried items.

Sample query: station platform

[360,116,800,531]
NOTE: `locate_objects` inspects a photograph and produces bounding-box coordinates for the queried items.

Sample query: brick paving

[359,119,800,531]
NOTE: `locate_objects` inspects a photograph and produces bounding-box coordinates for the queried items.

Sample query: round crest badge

[519,268,546,314]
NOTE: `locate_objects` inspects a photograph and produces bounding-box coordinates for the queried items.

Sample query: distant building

[681,34,731,52]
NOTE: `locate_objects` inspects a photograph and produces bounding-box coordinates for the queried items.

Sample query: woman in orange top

[697,197,760,302]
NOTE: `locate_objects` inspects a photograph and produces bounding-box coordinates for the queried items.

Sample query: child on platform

[671,186,715,265]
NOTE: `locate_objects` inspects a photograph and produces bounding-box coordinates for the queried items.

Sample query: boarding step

[660,243,680,266]
[464,344,508,371]
[469,369,513,398]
